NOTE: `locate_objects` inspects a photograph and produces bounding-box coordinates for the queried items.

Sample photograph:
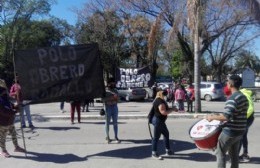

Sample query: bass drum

[189,119,221,150]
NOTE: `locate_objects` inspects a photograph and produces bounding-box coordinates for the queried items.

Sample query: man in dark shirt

[0,84,26,158]
[206,75,248,168]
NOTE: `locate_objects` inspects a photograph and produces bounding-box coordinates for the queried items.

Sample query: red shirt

[223,85,231,98]
[187,87,195,101]
[9,83,23,103]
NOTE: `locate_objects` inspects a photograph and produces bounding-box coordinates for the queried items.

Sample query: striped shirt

[223,91,248,136]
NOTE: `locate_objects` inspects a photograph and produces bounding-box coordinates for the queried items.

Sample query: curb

[36,112,260,121]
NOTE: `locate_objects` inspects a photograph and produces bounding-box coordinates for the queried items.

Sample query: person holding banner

[205,75,248,168]
[102,78,120,144]
[70,100,81,124]
[10,76,34,128]
[0,85,26,158]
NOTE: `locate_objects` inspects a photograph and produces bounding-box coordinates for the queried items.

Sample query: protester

[102,78,120,144]
[186,84,195,112]
[0,85,26,158]
[9,76,34,128]
[205,74,248,168]
[152,82,158,100]
[151,90,178,160]
[81,99,94,112]
[60,102,65,113]
[174,84,186,112]
[239,88,255,162]
[223,80,232,99]
[70,100,81,124]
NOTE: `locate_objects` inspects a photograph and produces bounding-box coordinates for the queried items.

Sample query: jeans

[152,116,170,153]
[60,102,64,110]
[240,115,254,154]
[187,100,193,112]
[176,100,184,111]
[105,104,119,139]
[216,132,243,168]
[21,104,33,126]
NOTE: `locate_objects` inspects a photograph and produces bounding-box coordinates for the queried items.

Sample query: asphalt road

[1,119,260,168]
[0,100,259,168]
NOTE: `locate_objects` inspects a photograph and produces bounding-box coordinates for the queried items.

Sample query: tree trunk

[194,3,202,113]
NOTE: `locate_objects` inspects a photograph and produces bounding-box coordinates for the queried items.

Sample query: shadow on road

[245,157,260,164]
[30,126,80,131]
[86,139,216,161]
[13,151,87,163]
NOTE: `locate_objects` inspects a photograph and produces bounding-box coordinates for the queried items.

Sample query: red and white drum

[189,119,221,150]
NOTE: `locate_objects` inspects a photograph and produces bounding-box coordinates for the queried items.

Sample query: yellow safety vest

[240,88,254,118]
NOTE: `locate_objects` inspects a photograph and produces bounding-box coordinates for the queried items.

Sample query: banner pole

[12,39,27,157]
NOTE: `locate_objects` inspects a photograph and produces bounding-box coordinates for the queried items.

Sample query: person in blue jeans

[151,90,177,160]
[102,78,120,144]
[21,103,34,128]
[205,75,248,168]
[10,76,34,128]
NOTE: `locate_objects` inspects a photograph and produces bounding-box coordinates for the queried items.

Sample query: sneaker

[0,151,10,158]
[115,138,121,144]
[14,146,26,153]
[239,154,250,163]
[21,125,26,128]
[61,110,65,113]
[152,153,163,160]
[166,150,174,156]
[29,124,35,129]
[106,137,112,144]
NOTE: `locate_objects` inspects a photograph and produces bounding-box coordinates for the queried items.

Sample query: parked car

[255,78,260,87]
[196,81,224,101]
[157,82,173,91]
[144,87,153,99]
[117,87,147,101]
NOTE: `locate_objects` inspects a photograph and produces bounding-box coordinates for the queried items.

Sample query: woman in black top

[151,90,178,160]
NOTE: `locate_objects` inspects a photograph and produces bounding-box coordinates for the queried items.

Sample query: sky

[50,0,88,25]
[50,0,260,57]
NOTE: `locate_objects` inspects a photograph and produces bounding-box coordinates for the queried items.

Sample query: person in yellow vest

[239,88,255,162]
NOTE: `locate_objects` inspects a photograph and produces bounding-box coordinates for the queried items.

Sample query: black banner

[115,66,154,88]
[14,43,105,104]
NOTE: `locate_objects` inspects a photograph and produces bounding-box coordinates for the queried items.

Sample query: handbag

[99,108,105,116]
[99,102,106,116]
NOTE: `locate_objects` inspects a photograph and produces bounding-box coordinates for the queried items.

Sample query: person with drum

[205,75,248,168]
[151,90,178,160]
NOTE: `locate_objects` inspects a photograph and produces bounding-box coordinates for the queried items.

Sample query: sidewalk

[28,101,260,121]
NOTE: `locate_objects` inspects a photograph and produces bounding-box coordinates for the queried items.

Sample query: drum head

[189,119,221,140]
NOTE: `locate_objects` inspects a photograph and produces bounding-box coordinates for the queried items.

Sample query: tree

[74,10,126,78]
[239,0,260,22]
[206,24,260,82]
[234,50,260,74]
[187,0,207,112]
[121,13,151,68]
[170,49,183,79]
[0,0,55,86]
